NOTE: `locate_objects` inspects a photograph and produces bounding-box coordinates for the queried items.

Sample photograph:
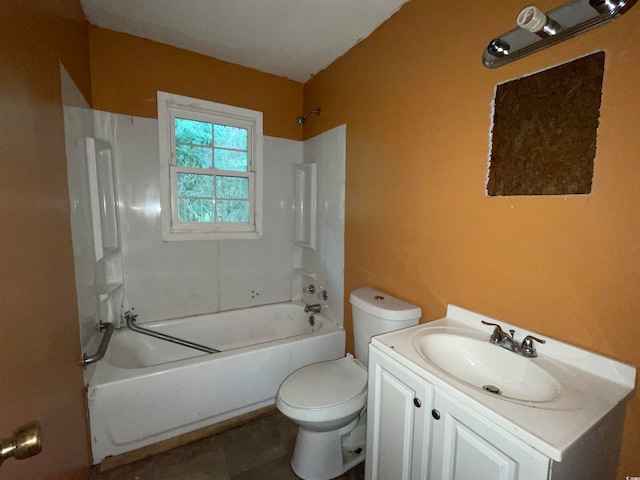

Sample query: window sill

[162,230,262,241]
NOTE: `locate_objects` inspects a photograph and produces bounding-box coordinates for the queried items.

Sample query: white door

[429,389,550,480]
[366,347,431,480]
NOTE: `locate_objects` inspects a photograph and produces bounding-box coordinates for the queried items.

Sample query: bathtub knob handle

[303,284,316,294]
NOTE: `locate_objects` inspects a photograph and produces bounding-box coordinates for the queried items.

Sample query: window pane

[216,176,249,199]
[178,198,214,222]
[214,149,248,171]
[176,145,213,168]
[214,124,248,150]
[177,173,214,197]
[216,200,249,223]
[175,118,212,146]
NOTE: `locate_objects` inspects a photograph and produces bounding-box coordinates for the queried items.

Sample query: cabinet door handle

[413,398,421,408]
[431,409,441,420]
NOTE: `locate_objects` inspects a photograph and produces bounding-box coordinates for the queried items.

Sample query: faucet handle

[520,335,546,357]
[522,335,546,347]
[481,321,508,342]
[481,320,502,330]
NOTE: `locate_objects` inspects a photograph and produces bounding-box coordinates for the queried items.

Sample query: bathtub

[87,302,345,463]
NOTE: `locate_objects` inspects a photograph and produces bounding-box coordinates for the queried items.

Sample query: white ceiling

[80,0,410,83]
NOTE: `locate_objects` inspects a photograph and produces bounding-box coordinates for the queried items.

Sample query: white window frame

[158,91,263,240]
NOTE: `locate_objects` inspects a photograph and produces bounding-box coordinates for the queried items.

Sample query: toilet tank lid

[350,287,422,321]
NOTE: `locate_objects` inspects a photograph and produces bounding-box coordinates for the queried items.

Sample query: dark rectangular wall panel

[488,52,605,196]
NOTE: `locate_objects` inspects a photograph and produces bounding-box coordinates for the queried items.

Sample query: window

[158,92,263,240]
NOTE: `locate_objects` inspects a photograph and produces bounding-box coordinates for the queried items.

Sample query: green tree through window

[174,118,250,223]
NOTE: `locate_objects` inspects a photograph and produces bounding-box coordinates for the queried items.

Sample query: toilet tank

[350,287,421,367]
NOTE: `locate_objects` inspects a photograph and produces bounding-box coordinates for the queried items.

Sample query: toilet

[276,287,421,480]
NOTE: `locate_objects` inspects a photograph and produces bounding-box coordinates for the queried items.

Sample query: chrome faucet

[481,321,546,357]
[304,304,322,313]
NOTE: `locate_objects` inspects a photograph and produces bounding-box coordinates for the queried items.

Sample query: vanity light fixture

[483,0,636,68]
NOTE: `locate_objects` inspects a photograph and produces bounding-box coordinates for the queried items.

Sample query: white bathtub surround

[101,112,301,322]
[87,302,345,463]
[62,67,125,383]
[62,67,98,351]
[66,99,346,349]
[295,125,346,323]
[96,111,346,324]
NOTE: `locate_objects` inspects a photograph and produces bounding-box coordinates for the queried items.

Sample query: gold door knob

[0,421,42,466]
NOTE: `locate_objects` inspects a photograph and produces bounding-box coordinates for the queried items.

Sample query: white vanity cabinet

[365,302,635,480]
[366,345,549,480]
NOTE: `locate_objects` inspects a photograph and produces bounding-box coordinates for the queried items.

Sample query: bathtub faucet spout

[304,304,322,313]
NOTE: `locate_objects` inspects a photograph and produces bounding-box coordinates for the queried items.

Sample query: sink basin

[413,331,561,402]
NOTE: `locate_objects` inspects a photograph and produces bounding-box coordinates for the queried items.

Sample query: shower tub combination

[87,302,345,464]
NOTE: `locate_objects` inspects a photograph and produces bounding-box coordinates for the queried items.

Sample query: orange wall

[0,1,92,479]
[89,26,303,141]
[304,0,640,477]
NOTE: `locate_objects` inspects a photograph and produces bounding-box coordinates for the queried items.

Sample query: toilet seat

[276,356,367,424]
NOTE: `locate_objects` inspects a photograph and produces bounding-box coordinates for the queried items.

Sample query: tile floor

[89,412,365,480]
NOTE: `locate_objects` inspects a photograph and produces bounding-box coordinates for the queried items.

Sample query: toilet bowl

[276,355,367,480]
[277,355,367,431]
[276,287,421,480]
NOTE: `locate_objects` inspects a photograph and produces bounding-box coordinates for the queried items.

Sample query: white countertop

[370,305,636,461]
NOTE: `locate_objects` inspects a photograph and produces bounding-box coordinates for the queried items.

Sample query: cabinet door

[366,347,431,480]
[429,389,550,480]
